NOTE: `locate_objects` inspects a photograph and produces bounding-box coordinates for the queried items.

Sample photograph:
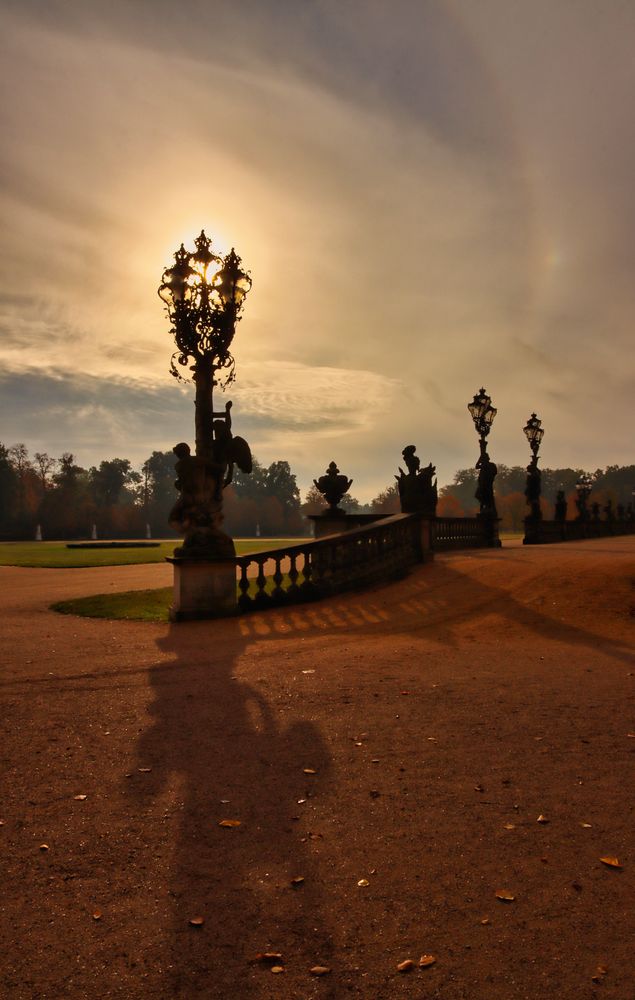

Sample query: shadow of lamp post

[467,388,501,546]
[158,231,253,619]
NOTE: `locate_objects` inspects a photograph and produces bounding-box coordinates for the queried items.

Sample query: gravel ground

[1,537,634,1000]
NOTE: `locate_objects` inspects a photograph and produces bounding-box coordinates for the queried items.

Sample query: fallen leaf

[218,819,241,828]
[138,767,152,773]
[291,876,305,886]
[397,959,415,972]
[220,799,230,804]
[419,955,437,968]
[580,822,592,828]
[427,737,437,743]
[271,966,284,974]
[253,952,283,964]
[599,856,622,869]
[474,785,485,792]
[39,843,49,851]
[303,768,317,775]
[297,799,307,804]
[495,890,516,902]
[188,916,204,927]
[310,966,331,976]
[627,733,635,739]
[537,815,549,824]
[354,742,363,747]
[480,917,490,925]
[73,794,87,801]
[0,820,5,826]
[302,669,315,674]
[357,879,369,887]
[369,868,377,875]
[92,910,102,921]
[371,758,380,763]
[503,823,516,830]
[596,965,608,975]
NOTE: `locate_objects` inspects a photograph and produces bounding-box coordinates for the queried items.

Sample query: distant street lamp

[467,388,498,518]
[523,412,544,521]
[158,231,253,618]
[575,474,592,521]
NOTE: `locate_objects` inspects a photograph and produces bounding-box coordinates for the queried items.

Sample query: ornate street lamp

[575,473,592,521]
[158,230,253,584]
[467,388,498,518]
[523,412,543,521]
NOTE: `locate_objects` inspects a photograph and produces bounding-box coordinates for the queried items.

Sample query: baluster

[271,554,286,604]
[288,552,300,598]
[300,548,317,598]
[254,557,271,608]
[237,560,253,612]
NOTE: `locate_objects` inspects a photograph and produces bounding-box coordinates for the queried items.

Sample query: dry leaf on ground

[537,815,549,823]
[310,966,331,976]
[138,767,152,773]
[599,856,621,868]
[73,795,87,801]
[503,823,516,830]
[495,889,516,901]
[419,955,436,968]
[357,879,369,887]
[39,843,49,851]
[271,966,285,974]
[218,819,241,828]
[92,910,102,921]
[291,876,305,886]
[253,952,283,964]
[397,959,415,972]
[188,916,204,927]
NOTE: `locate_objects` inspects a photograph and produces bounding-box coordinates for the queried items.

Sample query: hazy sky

[1,0,633,500]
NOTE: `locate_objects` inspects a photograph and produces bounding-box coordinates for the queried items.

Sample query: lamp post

[467,388,498,517]
[158,231,253,619]
[523,412,544,521]
[575,474,592,521]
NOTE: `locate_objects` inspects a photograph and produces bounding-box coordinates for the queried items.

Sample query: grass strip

[0,539,300,568]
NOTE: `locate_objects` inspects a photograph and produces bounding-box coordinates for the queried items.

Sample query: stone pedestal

[167,557,237,621]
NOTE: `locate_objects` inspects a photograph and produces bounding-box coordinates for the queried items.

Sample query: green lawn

[0,539,301,568]
[52,573,293,623]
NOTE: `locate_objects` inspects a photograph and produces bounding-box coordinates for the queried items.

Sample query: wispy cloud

[0,1,633,498]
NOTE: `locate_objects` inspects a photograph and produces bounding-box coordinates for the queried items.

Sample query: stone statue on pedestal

[169,402,252,559]
[396,445,438,516]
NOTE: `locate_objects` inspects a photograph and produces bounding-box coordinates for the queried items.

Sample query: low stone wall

[523,519,635,545]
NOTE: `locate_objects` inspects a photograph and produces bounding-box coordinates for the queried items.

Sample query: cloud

[0,1,633,500]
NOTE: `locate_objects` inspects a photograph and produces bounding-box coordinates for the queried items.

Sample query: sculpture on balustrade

[169,402,252,558]
[524,455,542,521]
[554,490,567,522]
[396,445,438,516]
[475,440,498,518]
[313,462,353,513]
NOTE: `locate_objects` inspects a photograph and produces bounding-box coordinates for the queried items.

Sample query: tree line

[0,441,632,538]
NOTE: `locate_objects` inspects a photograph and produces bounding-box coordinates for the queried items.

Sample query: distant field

[0,539,301,568]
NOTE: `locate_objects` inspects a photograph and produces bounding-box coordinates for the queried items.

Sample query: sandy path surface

[1,538,634,999]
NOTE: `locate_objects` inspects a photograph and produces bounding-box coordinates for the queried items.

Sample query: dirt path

[1,538,634,999]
